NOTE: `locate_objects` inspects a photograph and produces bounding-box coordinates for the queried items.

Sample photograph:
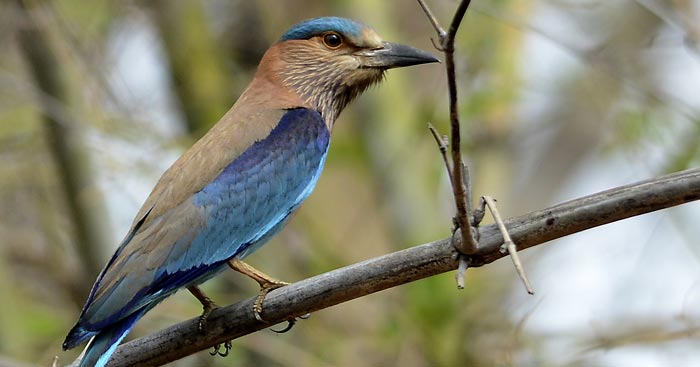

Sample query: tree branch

[106,168,700,367]
[417,0,479,255]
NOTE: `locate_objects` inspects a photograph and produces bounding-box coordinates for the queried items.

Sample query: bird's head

[257,17,439,126]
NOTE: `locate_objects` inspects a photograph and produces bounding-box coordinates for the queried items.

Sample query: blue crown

[281,17,366,41]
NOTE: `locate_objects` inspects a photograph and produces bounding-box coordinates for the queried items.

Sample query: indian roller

[63,16,438,367]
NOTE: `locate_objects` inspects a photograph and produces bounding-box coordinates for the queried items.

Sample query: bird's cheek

[356,68,383,86]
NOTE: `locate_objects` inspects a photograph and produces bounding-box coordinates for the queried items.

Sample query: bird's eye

[322,32,343,49]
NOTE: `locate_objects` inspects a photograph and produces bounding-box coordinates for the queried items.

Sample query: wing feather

[74,108,329,332]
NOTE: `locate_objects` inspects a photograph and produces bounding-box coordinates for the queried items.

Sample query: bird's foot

[253,278,289,322]
[197,300,218,332]
[210,340,233,357]
[227,258,289,322]
[187,286,219,332]
[187,286,233,357]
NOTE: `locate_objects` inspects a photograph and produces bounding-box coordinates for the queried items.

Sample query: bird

[62,16,438,367]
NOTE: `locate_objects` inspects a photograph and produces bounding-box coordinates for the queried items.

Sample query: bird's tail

[70,308,148,367]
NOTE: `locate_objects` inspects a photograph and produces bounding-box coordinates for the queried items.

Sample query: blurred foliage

[1,0,700,366]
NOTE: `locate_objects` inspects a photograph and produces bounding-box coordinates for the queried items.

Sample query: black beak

[358,42,440,69]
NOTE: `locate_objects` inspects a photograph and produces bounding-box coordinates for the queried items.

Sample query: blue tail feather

[73,307,148,367]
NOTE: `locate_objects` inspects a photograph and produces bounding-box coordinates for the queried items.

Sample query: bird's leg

[187,285,218,331]
[187,286,233,357]
[227,258,289,322]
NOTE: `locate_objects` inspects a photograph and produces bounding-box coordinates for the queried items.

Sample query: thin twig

[455,255,469,289]
[428,124,471,290]
[428,123,453,184]
[481,196,534,294]
[416,0,447,46]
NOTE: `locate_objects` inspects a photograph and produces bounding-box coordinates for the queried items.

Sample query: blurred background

[1,0,700,366]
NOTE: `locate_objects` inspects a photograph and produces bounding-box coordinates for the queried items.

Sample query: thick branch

[107,168,700,366]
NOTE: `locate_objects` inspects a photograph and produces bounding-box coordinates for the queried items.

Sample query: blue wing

[64,108,330,350]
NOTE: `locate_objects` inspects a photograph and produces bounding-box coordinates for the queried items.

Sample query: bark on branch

[106,168,700,367]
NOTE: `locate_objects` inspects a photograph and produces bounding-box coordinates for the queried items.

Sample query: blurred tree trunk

[148,0,236,138]
[15,0,108,296]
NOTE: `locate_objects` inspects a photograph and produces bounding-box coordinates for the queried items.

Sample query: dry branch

[105,168,700,367]
[417,0,479,255]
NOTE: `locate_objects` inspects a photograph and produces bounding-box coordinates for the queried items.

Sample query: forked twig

[417,0,448,49]
[417,0,478,258]
[418,0,532,294]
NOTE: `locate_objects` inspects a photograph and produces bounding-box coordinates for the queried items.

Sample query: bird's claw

[198,304,217,332]
[270,313,311,333]
[271,319,296,333]
[188,286,219,332]
[226,258,290,321]
[210,340,232,357]
[253,280,289,322]
[197,299,218,332]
